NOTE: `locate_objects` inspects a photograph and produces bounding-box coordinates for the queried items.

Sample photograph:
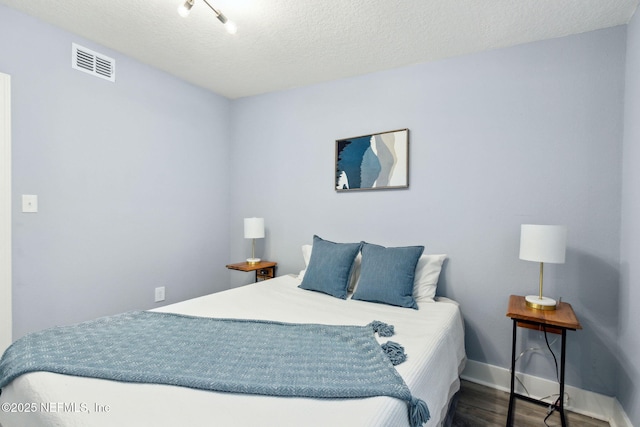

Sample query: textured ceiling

[0,0,638,99]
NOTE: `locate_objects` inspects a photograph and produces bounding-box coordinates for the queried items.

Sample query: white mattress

[0,275,466,427]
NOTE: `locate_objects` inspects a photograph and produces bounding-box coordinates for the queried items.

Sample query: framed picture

[335,128,409,192]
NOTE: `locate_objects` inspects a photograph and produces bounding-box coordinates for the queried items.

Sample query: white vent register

[72,43,115,82]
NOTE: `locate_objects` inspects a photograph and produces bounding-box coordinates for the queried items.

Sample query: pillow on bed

[298,243,362,291]
[413,254,447,302]
[297,244,313,280]
[302,244,312,266]
[352,242,424,309]
[348,252,362,292]
[298,236,362,299]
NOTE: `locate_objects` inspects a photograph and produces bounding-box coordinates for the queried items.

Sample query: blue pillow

[352,242,424,309]
[298,235,363,299]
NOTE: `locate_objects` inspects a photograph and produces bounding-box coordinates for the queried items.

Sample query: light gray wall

[230,27,626,396]
[0,5,233,339]
[620,9,640,425]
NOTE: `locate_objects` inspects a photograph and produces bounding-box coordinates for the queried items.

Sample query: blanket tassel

[408,396,430,427]
[369,320,394,337]
[381,341,407,365]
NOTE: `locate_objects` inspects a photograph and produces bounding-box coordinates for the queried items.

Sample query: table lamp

[244,218,264,265]
[519,224,567,310]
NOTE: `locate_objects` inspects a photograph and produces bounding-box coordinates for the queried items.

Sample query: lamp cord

[511,328,565,426]
[542,325,561,426]
[543,326,560,383]
[512,335,559,397]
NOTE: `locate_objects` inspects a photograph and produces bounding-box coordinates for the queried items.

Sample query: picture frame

[335,128,409,192]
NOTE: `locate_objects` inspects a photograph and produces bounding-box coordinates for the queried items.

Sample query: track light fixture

[177,0,194,18]
[177,0,237,34]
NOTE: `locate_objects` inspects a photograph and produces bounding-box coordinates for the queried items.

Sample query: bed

[0,238,466,427]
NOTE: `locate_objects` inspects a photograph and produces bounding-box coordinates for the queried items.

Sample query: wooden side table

[506,295,582,427]
[226,261,277,282]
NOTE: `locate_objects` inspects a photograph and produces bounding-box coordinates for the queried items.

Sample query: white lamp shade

[519,224,567,264]
[244,218,265,239]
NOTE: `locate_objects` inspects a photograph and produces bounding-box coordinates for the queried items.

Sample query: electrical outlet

[154,286,165,302]
[22,195,38,213]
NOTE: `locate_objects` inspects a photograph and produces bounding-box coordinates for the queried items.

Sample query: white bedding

[0,274,466,427]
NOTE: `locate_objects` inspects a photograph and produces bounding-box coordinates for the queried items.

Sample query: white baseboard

[611,399,635,427]
[461,360,632,427]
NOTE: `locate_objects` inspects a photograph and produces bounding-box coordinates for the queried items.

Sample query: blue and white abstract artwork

[335,129,409,191]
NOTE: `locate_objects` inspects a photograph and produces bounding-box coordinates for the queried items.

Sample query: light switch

[22,195,38,213]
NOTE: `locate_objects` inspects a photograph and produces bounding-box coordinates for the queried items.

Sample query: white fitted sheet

[0,275,466,427]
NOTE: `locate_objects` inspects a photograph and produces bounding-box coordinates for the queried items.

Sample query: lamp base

[525,295,557,311]
[246,258,261,265]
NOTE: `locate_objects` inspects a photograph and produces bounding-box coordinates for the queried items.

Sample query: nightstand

[226,261,277,282]
[505,295,582,427]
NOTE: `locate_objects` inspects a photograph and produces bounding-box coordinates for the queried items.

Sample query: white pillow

[297,244,313,280]
[348,252,362,292]
[299,244,361,291]
[302,244,312,266]
[412,254,447,302]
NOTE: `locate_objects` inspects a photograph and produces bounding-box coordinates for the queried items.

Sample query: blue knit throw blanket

[0,311,429,427]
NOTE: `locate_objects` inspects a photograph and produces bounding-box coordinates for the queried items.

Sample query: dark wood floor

[452,380,610,427]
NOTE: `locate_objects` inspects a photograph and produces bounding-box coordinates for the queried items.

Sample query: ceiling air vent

[72,43,115,82]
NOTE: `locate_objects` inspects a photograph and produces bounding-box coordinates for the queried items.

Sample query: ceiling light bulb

[177,0,194,17]
[224,20,237,34]
[214,10,236,34]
